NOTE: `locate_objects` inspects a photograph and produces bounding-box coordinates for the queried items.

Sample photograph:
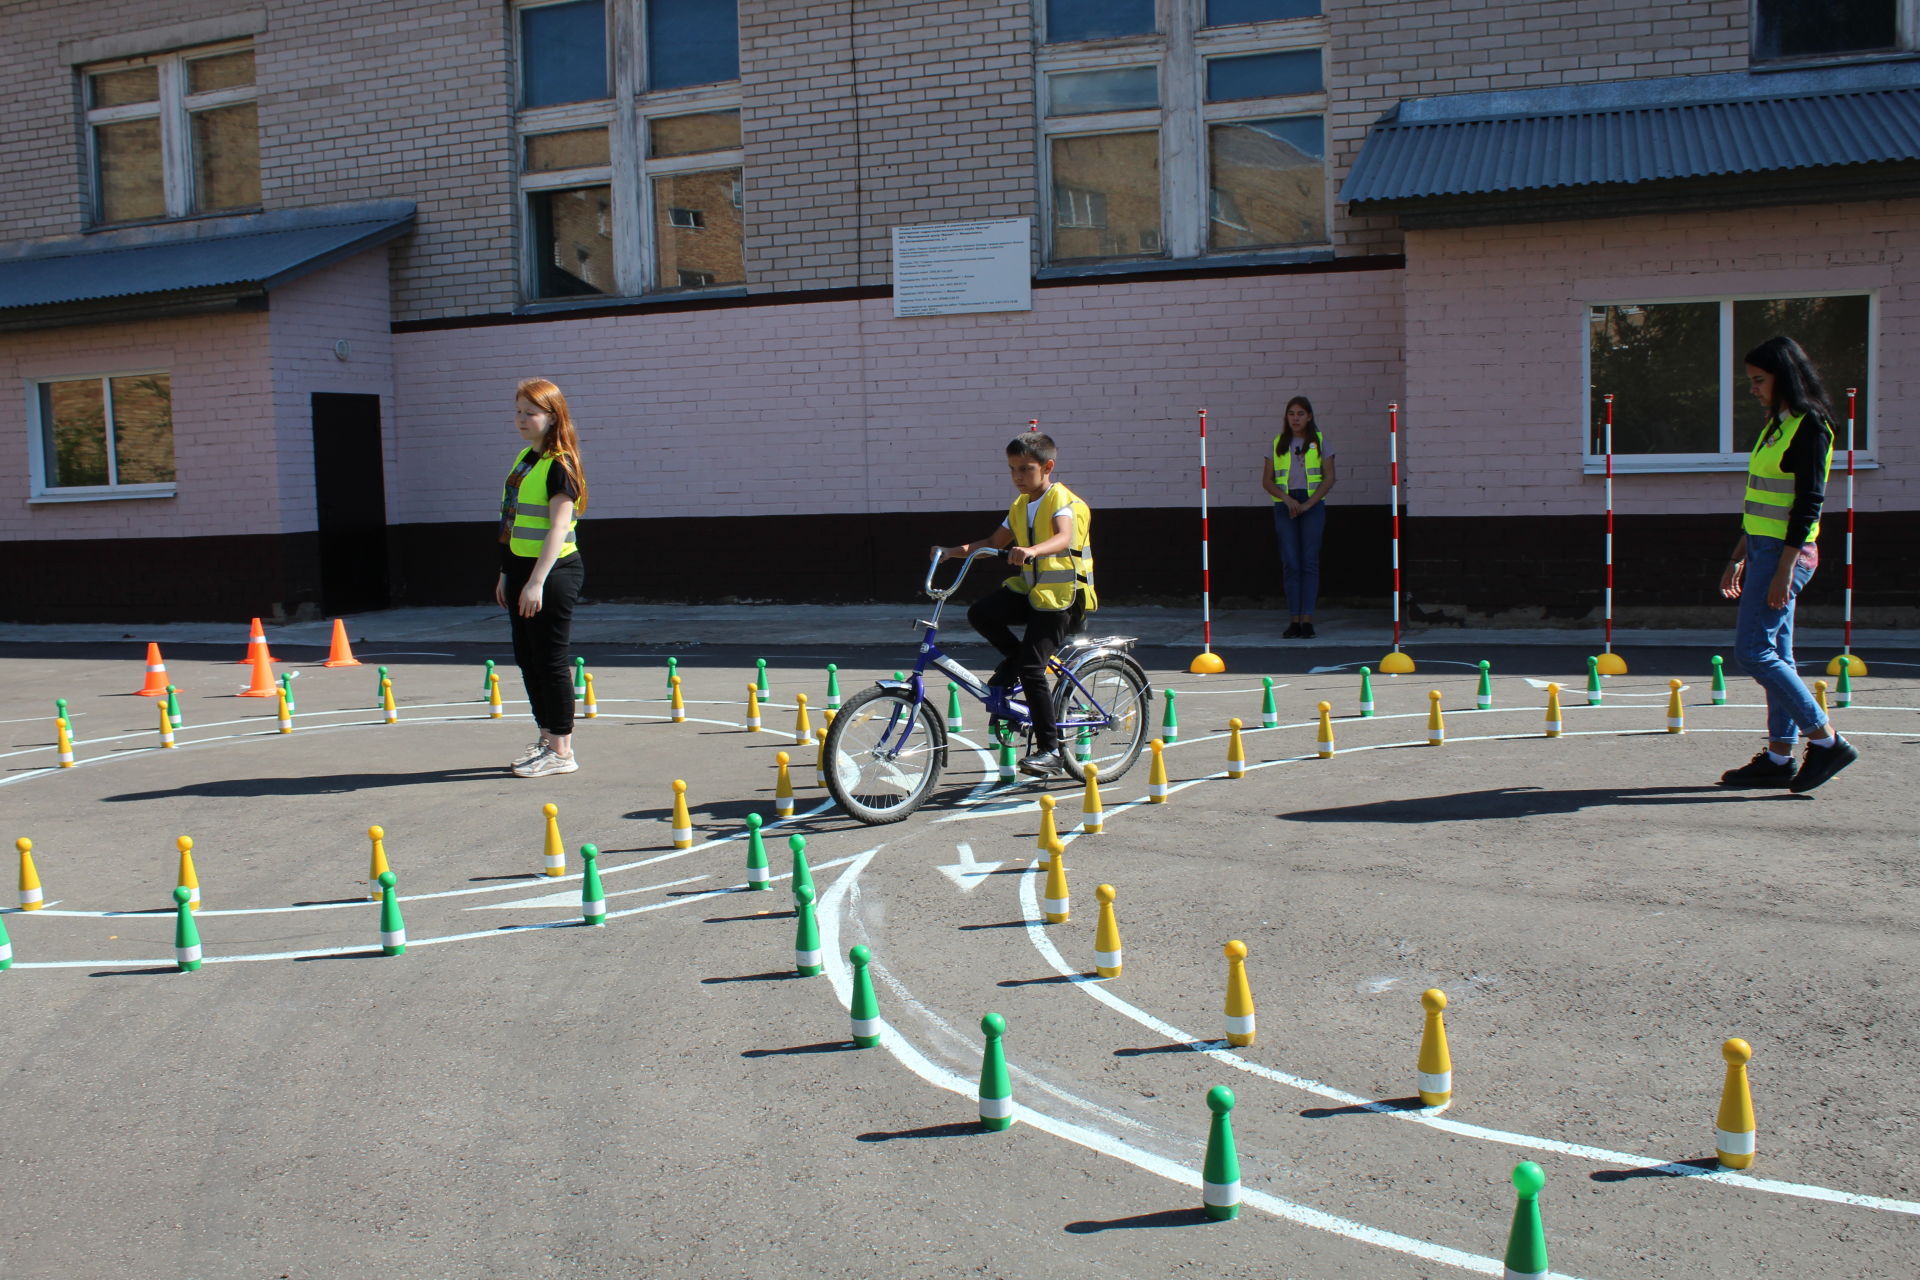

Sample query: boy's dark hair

[1743,335,1834,432]
[1008,431,1056,463]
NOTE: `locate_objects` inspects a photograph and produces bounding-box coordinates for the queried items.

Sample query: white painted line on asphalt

[469,872,711,910]
[1009,769,1920,1220]
[815,854,1552,1278]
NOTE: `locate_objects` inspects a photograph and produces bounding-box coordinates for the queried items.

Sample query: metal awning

[0,201,414,329]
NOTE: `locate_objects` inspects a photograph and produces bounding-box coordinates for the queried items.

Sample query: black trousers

[967,586,1084,750]
[504,552,584,736]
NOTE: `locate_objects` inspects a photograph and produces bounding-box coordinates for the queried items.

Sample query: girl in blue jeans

[1717,336,1856,794]
[1261,396,1338,637]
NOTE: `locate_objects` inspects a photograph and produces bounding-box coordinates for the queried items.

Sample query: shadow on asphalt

[997,973,1084,987]
[1300,1097,1426,1119]
[1065,1208,1215,1232]
[1281,784,1780,823]
[87,966,184,977]
[704,910,792,922]
[855,1121,989,1142]
[291,950,387,962]
[740,1041,855,1059]
[1591,1157,1721,1182]
[1113,1042,1219,1057]
[957,919,1031,931]
[101,767,506,801]
[700,970,805,984]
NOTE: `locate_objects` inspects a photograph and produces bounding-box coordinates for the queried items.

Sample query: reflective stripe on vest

[1741,413,1830,543]
[1272,435,1324,498]
[1003,482,1097,612]
[507,450,580,559]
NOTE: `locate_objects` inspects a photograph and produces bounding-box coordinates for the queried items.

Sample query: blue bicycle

[824,547,1153,825]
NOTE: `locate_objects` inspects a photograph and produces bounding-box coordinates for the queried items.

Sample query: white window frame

[25,370,177,503]
[513,0,744,301]
[1037,0,1329,264]
[1749,0,1920,62]
[1579,290,1878,474]
[82,41,257,225]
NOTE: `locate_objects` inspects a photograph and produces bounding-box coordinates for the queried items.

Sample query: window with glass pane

[652,169,744,287]
[527,128,612,171]
[1206,49,1321,101]
[95,118,165,222]
[90,66,157,108]
[1047,66,1159,116]
[1047,0,1156,43]
[1732,296,1870,450]
[521,0,608,107]
[1206,0,1320,24]
[650,111,741,157]
[1587,303,1720,453]
[1207,116,1323,249]
[41,381,109,488]
[530,186,615,297]
[648,0,739,90]
[187,49,253,93]
[1753,0,1897,60]
[191,103,260,211]
[110,375,175,484]
[1050,132,1160,260]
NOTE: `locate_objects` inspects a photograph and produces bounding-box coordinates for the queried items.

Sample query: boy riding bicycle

[933,431,1098,777]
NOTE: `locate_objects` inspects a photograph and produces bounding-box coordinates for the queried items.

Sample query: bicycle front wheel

[1054,655,1151,784]
[824,686,947,824]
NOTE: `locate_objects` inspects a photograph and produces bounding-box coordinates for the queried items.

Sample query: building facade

[1,0,1914,623]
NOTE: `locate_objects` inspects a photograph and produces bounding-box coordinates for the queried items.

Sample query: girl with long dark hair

[1259,395,1338,637]
[497,377,588,777]
[1717,336,1855,793]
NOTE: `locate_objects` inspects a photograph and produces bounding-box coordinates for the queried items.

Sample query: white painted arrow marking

[936,841,1003,891]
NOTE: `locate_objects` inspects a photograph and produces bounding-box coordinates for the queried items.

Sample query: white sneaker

[510,740,547,769]
[513,747,579,778]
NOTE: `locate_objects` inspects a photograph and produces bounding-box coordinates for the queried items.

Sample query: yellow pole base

[1379,651,1415,674]
[1827,653,1867,676]
[1595,652,1628,675]
[1189,652,1226,675]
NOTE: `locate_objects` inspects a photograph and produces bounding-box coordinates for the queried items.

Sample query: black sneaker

[1018,746,1066,778]
[1300,622,1317,639]
[1789,737,1858,794]
[1282,622,1303,638]
[1719,751,1796,788]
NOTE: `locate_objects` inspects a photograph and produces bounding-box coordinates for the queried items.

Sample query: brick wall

[1401,198,1920,520]
[1327,0,1750,254]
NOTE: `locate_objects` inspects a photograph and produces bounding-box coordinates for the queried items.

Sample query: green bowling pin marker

[1475,659,1492,710]
[481,658,495,701]
[1502,1162,1549,1279]
[1161,688,1179,743]
[996,735,1017,783]
[1358,666,1375,717]
[826,663,842,711]
[793,883,822,976]
[1202,1085,1242,1221]
[666,655,678,698]
[573,656,586,698]
[378,871,406,956]
[977,1013,1012,1131]
[1586,655,1603,706]
[1075,725,1092,764]
[789,833,813,903]
[0,907,13,970]
[744,814,770,891]
[581,844,606,925]
[1260,676,1278,728]
[849,946,881,1046]
[54,697,67,727]
[280,671,297,713]
[166,684,183,729]
[1835,657,1852,708]
[946,682,963,731]
[756,658,770,700]
[378,664,391,707]
[1710,654,1727,705]
[173,886,202,971]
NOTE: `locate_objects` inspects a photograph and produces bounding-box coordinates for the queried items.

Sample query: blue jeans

[1734,535,1824,746]
[1273,494,1326,617]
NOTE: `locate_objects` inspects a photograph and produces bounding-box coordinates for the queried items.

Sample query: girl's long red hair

[516,377,588,511]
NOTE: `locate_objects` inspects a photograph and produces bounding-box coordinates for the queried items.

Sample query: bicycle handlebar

[923,545,1006,600]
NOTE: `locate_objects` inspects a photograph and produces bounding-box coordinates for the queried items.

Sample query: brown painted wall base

[6,508,1914,623]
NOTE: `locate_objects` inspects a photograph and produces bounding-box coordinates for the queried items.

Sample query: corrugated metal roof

[1342,74,1920,207]
[0,206,413,311]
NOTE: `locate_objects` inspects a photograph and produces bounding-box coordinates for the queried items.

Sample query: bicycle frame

[863,550,1119,761]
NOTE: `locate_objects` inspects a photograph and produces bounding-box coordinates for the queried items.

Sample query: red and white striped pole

[1380,402,1414,672]
[1596,393,1627,674]
[1830,387,1866,678]
[1190,408,1225,673]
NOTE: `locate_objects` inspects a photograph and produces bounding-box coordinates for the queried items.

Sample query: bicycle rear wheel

[824,686,947,824]
[1054,655,1150,784]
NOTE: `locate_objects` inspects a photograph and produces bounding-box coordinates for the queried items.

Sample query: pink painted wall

[389,269,1407,528]
[1403,199,1920,519]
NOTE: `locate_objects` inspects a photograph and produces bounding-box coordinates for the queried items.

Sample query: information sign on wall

[890,218,1032,318]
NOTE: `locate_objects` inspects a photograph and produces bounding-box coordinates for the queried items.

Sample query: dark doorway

[311,393,390,615]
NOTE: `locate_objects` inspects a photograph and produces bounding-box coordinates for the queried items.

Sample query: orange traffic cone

[134,642,170,696]
[238,646,277,697]
[322,618,361,668]
[237,617,279,665]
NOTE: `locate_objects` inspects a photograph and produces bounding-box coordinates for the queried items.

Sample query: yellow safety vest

[505,448,580,559]
[1271,435,1324,498]
[1004,482,1097,612]
[1742,413,1830,543]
